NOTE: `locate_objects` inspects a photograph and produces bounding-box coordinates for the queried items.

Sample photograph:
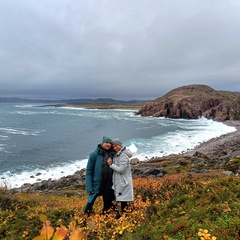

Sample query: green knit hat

[102,136,112,144]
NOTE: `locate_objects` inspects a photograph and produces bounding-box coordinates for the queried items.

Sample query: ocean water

[0,103,237,189]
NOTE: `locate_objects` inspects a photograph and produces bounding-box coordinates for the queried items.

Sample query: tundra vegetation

[0,171,239,239]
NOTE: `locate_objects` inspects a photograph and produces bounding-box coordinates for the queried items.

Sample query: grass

[0,171,239,240]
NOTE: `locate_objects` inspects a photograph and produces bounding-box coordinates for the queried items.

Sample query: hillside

[1,172,239,239]
[136,84,240,120]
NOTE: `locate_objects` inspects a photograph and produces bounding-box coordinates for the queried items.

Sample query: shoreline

[2,119,240,192]
[41,102,144,110]
[131,119,240,177]
[185,120,240,157]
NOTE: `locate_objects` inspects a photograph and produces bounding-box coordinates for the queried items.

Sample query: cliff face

[136,84,240,120]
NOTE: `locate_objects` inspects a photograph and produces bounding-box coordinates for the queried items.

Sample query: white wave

[0,144,6,151]
[14,104,37,108]
[0,135,8,140]
[0,127,44,136]
[127,143,138,153]
[127,118,237,160]
[16,107,138,121]
[0,159,88,189]
[62,106,86,110]
[16,110,59,115]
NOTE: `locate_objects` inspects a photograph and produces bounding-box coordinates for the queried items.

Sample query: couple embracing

[84,136,134,216]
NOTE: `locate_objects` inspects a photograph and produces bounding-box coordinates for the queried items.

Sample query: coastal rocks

[203,100,240,121]
[225,155,240,173]
[131,124,240,176]
[10,169,86,193]
[9,147,240,194]
[131,149,240,177]
[136,84,240,120]
[130,158,140,165]
[131,164,167,178]
[221,170,235,176]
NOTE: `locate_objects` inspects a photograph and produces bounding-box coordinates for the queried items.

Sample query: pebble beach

[188,120,240,156]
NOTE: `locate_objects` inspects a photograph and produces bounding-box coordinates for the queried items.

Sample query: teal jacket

[85,144,115,202]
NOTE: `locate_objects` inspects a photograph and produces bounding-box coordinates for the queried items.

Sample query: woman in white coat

[107,138,134,213]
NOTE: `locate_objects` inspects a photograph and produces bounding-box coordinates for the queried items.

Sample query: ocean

[0,103,237,189]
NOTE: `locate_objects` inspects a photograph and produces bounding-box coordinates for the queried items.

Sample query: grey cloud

[0,0,239,100]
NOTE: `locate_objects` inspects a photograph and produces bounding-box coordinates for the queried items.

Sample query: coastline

[185,120,240,156]
[42,102,145,110]
[3,119,239,193]
[131,119,240,177]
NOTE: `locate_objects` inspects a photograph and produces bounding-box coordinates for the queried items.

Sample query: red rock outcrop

[136,84,240,120]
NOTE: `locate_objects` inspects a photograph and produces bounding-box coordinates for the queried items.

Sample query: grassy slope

[0,171,239,240]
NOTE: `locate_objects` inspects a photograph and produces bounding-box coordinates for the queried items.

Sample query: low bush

[0,171,239,239]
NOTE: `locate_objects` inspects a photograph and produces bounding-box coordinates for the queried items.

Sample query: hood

[123,148,132,158]
[116,146,132,158]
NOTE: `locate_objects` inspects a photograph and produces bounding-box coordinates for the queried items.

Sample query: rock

[136,84,240,120]
[156,173,164,178]
[221,171,234,176]
[130,158,140,165]
[11,168,87,193]
[190,169,208,173]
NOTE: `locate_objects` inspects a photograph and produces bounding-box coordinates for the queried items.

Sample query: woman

[107,138,134,213]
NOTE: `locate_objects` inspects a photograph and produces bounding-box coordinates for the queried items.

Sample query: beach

[131,120,240,177]
[187,120,240,156]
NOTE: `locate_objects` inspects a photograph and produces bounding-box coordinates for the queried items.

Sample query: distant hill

[0,97,148,105]
[136,84,240,121]
[0,97,63,103]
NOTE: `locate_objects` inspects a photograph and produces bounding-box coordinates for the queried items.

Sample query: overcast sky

[0,0,240,100]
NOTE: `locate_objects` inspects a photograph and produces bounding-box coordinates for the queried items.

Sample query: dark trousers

[84,183,115,214]
[121,201,128,212]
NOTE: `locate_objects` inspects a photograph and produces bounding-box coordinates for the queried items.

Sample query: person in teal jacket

[84,136,116,214]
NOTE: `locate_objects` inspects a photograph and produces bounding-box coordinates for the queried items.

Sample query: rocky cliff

[136,84,240,120]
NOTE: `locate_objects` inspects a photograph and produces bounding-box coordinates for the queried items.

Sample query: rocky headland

[136,84,240,121]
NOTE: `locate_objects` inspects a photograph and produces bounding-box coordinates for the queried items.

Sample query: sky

[0,0,240,100]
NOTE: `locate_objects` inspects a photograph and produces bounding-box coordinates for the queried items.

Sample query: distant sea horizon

[0,102,236,189]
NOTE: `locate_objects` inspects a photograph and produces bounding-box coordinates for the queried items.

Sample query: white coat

[110,147,134,202]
